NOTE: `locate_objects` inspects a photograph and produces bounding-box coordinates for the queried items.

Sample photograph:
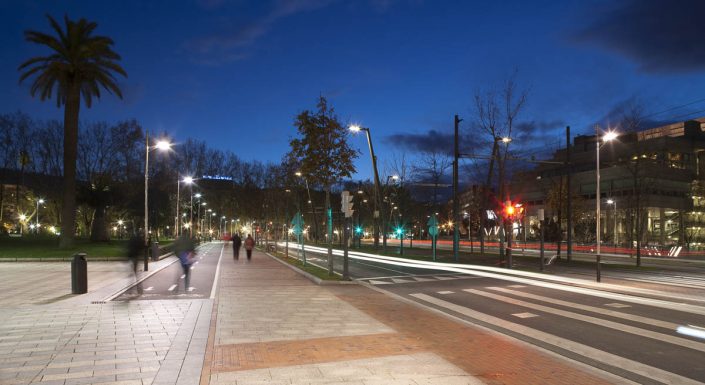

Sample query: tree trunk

[59,83,80,248]
[325,188,333,275]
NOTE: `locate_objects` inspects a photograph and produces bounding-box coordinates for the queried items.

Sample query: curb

[263,249,357,286]
[0,252,173,263]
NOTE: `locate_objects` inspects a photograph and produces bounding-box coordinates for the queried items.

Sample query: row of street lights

[351,119,620,283]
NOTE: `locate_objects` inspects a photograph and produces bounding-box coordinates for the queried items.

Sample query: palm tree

[18,15,126,247]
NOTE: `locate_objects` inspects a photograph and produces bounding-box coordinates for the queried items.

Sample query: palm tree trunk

[59,83,80,248]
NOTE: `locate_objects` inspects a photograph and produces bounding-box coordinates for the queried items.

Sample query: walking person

[244,234,255,260]
[174,233,196,292]
[126,234,144,294]
[232,233,242,260]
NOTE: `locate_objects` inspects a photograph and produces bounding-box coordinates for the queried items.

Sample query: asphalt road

[114,242,224,301]
[298,243,705,384]
[372,276,705,384]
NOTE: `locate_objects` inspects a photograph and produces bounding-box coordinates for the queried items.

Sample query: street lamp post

[176,176,193,237]
[144,132,171,271]
[19,214,26,235]
[607,199,617,248]
[350,125,384,250]
[595,126,618,282]
[36,198,44,234]
[296,171,319,244]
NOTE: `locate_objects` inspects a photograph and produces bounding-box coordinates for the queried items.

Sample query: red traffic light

[502,201,524,220]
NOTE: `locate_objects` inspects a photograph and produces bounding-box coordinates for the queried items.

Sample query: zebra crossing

[358,274,481,285]
[395,281,705,385]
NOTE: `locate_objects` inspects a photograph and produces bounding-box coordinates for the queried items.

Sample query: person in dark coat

[232,233,242,259]
[127,234,145,294]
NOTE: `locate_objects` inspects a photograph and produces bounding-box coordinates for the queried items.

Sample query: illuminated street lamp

[36,198,44,234]
[595,126,618,282]
[176,176,193,237]
[607,199,617,247]
[18,214,26,235]
[350,124,383,250]
[144,135,172,271]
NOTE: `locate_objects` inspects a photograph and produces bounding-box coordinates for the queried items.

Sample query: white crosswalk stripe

[464,288,705,353]
[485,287,678,330]
[410,293,703,385]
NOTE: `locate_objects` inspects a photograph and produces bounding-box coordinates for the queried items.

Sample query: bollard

[71,253,87,294]
[151,241,160,261]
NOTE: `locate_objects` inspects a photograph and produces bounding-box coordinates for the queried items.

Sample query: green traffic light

[355,226,363,234]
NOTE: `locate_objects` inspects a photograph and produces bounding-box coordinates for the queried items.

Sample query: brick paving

[200,247,623,385]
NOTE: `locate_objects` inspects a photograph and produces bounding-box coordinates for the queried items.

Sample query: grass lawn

[269,249,342,281]
[0,236,174,259]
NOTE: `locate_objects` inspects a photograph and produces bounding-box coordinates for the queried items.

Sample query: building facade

[510,118,705,251]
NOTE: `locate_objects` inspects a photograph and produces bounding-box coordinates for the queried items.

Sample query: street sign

[427,214,439,237]
[291,212,304,235]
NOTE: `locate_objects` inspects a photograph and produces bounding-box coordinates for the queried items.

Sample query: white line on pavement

[464,288,705,353]
[410,293,702,385]
[486,287,679,330]
[210,243,225,299]
[168,284,177,291]
[144,287,153,291]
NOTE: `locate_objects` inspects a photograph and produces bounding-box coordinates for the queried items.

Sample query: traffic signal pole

[452,115,461,262]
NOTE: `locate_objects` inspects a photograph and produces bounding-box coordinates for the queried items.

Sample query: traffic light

[341,191,354,218]
[355,226,363,235]
[502,201,524,220]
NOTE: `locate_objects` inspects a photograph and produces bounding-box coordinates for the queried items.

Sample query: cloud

[573,0,705,73]
[385,129,455,154]
[184,0,335,65]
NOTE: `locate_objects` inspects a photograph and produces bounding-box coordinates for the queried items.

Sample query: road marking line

[464,289,705,353]
[391,278,414,283]
[605,303,632,308]
[210,242,225,299]
[512,312,538,319]
[180,274,185,279]
[508,285,526,288]
[437,291,455,295]
[144,287,153,291]
[486,287,678,330]
[410,293,702,385]
[368,280,393,285]
[188,287,195,292]
[168,284,177,291]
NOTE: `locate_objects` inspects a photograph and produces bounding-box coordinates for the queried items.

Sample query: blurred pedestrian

[244,234,255,260]
[127,234,145,293]
[232,233,242,260]
[174,233,196,291]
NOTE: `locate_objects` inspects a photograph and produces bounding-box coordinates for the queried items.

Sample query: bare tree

[472,71,528,259]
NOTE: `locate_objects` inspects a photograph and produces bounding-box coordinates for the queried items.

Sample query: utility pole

[452,114,461,262]
[566,126,573,262]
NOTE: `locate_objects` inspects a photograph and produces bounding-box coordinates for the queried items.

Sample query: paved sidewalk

[200,247,623,385]
[0,253,210,385]
[0,243,631,385]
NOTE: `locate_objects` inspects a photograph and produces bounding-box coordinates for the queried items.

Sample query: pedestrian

[232,233,242,260]
[127,234,145,293]
[244,234,255,260]
[173,233,196,292]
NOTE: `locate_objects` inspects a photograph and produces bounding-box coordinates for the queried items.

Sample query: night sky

[2,0,705,180]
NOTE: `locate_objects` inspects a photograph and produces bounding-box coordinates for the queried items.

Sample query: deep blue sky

[2,0,705,180]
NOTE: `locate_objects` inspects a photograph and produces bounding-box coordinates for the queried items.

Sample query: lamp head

[183,176,194,184]
[295,171,302,177]
[154,140,172,151]
[603,131,618,142]
[349,125,362,133]
[38,198,45,204]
